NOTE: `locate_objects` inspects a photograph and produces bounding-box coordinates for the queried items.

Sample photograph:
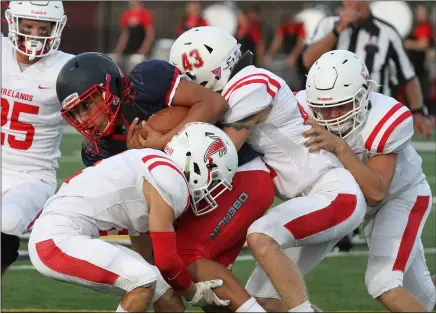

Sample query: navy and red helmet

[56,52,133,143]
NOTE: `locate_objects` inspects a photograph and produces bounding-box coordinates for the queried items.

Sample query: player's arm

[130,60,228,149]
[220,76,277,150]
[143,157,229,307]
[165,79,229,143]
[222,113,263,151]
[305,104,413,206]
[334,144,397,206]
[145,179,196,299]
[334,107,413,206]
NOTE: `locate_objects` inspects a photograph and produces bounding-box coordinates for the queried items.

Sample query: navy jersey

[81,59,261,167]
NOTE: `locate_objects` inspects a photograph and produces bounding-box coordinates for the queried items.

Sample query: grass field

[1,133,435,312]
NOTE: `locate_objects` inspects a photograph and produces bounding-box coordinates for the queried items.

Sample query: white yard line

[11,248,436,271]
[411,141,436,152]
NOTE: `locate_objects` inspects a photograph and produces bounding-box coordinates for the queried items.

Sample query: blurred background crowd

[2,0,435,123]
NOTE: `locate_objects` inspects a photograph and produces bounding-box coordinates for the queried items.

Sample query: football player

[28,123,235,313]
[1,1,74,275]
[56,52,276,312]
[56,51,232,165]
[169,26,367,312]
[295,50,435,312]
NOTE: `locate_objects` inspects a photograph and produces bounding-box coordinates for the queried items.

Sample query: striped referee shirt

[307,14,416,97]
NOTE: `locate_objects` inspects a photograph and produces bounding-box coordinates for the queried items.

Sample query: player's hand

[303,119,345,154]
[126,118,146,149]
[413,114,433,139]
[138,122,168,150]
[186,280,230,307]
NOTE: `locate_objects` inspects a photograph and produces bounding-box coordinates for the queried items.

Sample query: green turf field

[1,133,435,312]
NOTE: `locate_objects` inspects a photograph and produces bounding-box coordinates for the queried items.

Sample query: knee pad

[1,232,20,267]
[150,265,171,304]
[365,267,403,298]
[246,264,280,299]
[1,205,27,236]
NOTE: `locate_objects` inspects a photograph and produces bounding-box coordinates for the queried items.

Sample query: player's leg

[364,182,433,312]
[1,170,55,275]
[402,239,436,312]
[247,244,335,312]
[112,243,185,312]
[246,168,366,312]
[1,232,20,275]
[28,214,158,312]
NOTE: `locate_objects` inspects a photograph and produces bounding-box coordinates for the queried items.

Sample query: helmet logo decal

[211,66,221,79]
[31,10,47,15]
[105,72,112,89]
[203,133,227,162]
[361,63,369,81]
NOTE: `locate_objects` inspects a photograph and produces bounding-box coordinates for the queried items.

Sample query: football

[142,106,189,137]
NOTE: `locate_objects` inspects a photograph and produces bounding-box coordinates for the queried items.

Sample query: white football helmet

[169,26,242,92]
[6,1,67,60]
[164,122,238,216]
[306,50,378,138]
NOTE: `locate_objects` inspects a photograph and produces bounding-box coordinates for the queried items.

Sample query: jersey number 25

[1,98,39,150]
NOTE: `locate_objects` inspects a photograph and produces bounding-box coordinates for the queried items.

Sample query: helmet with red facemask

[56,52,132,144]
[6,1,67,60]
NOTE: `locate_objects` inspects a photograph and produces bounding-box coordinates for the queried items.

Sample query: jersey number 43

[1,98,39,150]
[182,49,204,72]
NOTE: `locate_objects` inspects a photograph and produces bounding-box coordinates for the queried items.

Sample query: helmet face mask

[6,1,67,60]
[309,87,368,138]
[188,163,233,216]
[306,50,374,139]
[57,52,129,145]
[164,122,238,216]
[61,80,121,143]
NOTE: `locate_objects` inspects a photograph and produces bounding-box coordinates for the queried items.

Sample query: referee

[303,1,432,138]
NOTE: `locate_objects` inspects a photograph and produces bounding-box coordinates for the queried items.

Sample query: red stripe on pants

[284,193,357,240]
[36,239,119,285]
[392,195,430,272]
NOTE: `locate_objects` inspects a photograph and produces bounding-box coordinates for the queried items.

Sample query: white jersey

[1,37,74,172]
[295,90,426,202]
[221,66,341,199]
[42,149,190,236]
